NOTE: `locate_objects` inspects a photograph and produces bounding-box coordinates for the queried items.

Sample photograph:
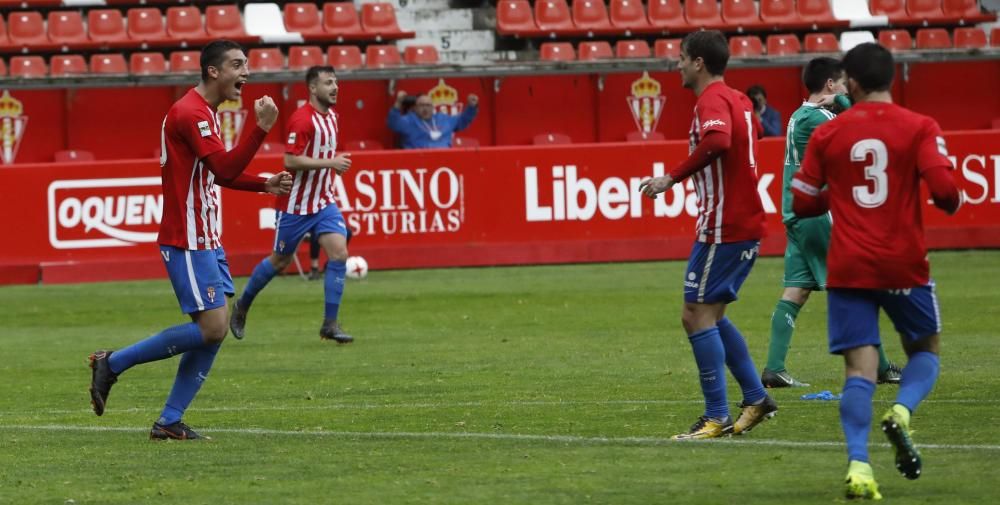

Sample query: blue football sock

[718,317,767,405]
[158,342,221,426]
[895,351,940,414]
[108,322,204,375]
[324,260,346,320]
[239,258,278,309]
[688,326,729,419]
[840,376,876,463]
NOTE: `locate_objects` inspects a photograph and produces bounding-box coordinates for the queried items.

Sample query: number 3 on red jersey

[851,139,888,208]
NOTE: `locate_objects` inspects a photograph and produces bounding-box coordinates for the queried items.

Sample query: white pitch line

[2,424,999,452]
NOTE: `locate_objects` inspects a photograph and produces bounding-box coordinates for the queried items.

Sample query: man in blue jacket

[388,90,479,149]
[747,85,782,138]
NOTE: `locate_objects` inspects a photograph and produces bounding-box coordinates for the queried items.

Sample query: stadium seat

[404,45,440,65]
[766,33,802,55]
[49,55,87,76]
[839,30,875,51]
[540,41,576,61]
[327,45,363,69]
[803,32,840,52]
[533,133,572,145]
[54,149,95,162]
[287,45,324,70]
[905,0,945,22]
[89,9,128,43]
[878,29,913,50]
[536,0,575,33]
[798,0,837,24]
[324,2,366,37]
[127,8,167,42]
[953,27,987,48]
[729,35,764,57]
[248,48,285,71]
[654,38,682,59]
[366,44,401,67]
[0,16,8,47]
[344,139,384,150]
[9,56,46,78]
[170,51,200,73]
[284,3,323,34]
[130,52,167,74]
[361,3,405,37]
[90,53,128,74]
[206,5,247,38]
[626,131,666,141]
[578,40,613,60]
[869,0,907,19]
[647,0,687,31]
[685,0,725,30]
[8,11,46,46]
[453,136,480,147]
[573,0,612,30]
[723,0,763,31]
[760,0,801,28]
[915,27,951,48]
[166,6,207,41]
[992,27,1000,47]
[609,0,650,29]
[616,39,651,58]
[942,0,995,23]
[47,11,87,47]
[497,0,539,34]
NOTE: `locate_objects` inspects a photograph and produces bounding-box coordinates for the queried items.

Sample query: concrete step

[437,50,512,65]
[411,29,495,52]
[396,8,474,31]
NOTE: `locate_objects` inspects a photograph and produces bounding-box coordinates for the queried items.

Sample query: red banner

[1,131,998,284]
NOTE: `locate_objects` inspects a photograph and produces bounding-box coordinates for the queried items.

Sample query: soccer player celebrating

[87,40,292,440]
[230,66,355,344]
[639,30,777,440]
[762,57,902,388]
[792,43,961,500]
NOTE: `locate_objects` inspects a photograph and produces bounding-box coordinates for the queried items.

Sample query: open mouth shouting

[233,79,247,97]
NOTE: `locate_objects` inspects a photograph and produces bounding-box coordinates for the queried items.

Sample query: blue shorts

[683,240,760,304]
[827,282,942,354]
[160,246,234,314]
[273,204,347,256]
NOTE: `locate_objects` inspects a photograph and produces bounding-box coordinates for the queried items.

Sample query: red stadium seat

[578,40,613,60]
[723,0,763,30]
[170,51,200,73]
[324,2,365,36]
[54,149,95,162]
[453,136,480,147]
[48,11,87,46]
[760,0,800,27]
[90,53,128,74]
[654,38,682,59]
[284,3,323,34]
[166,6,206,41]
[130,52,167,74]
[942,0,993,22]
[878,30,913,50]
[361,3,405,36]
[953,27,987,48]
[497,0,538,34]
[992,27,1000,47]
[647,0,687,31]
[327,45,363,69]
[366,44,401,67]
[8,11,46,46]
[535,0,575,32]
[869,0,908,18]
[803,32,840,52]
[0,16,8,47]
[685,0,725,29]
[766,34,802,55]
[206,5,247,38]
[89,9,128,43]
[403,45,440,65]
[533,132,572,145]
[609,0,650,29]
[248,48,285,71]
[0,59,6,77]
[915,27,951,48]
[344,140,384,151]
[287,45,324,70]
[906,0,945,22]
[540,41,576,61]
[50,55,87,76]
[127,8,166,42]
[615,39,651,58]
[797,0,837,24]
[573,0,612,30]
[626,131,666,141]
[729,35,764,56]
[10,56,46,78]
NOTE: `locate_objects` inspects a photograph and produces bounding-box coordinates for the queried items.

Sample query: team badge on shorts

[206,286,216,304]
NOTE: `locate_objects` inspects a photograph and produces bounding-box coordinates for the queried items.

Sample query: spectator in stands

[747,85,782,137]
[388,90,478,149]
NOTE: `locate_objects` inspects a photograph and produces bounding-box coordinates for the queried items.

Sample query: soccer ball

[345,256,368,280]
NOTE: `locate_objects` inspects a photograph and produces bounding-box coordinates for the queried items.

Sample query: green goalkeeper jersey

[780,95,852,223]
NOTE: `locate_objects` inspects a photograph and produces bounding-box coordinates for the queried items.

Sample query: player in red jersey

[87,40,293,440]
[792,43,961,500]
[638,30,777,440]
[231,66,356,343]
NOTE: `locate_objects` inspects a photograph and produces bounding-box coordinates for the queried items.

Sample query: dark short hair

[746,84,767,99]
[802,57,844,94]
[681,30,729,76]
[842,43,894,93]
[306,65,337,85]
[201,39,244,82]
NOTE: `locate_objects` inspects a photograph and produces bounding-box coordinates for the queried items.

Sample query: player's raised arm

[204,95,278,187]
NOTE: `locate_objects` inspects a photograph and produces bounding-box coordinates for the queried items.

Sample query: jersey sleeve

[179,106,226,160]
[695,93,733,139]
[285,114,314,156]
[915,118,953,174]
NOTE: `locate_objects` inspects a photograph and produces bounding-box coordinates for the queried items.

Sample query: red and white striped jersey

[687,81,767,244]
[275,103,338,215]
[157,88,227,250]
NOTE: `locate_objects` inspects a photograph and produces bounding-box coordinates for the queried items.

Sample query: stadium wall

[1,130,998,285]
